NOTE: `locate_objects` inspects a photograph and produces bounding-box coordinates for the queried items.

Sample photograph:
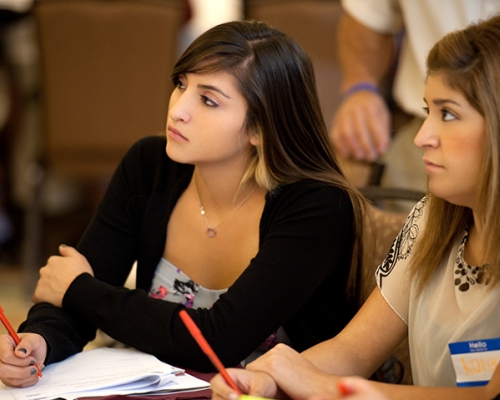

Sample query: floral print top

[149,258,291,364]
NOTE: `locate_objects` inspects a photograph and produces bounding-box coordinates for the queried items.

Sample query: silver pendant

[206,228,217,238]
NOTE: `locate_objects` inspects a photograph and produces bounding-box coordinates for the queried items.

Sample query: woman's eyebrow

[432,98,462,107]
[197,84,231,99]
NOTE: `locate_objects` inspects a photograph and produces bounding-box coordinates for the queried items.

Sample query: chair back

[21,0,187,291]
[34,0,187,181]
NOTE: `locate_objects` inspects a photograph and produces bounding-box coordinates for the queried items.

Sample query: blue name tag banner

[449,338,500,387]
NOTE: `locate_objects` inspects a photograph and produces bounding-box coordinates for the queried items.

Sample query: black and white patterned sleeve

[375,197,428,323]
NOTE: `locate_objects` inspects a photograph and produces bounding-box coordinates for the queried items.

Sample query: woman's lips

[423,158,442,171]
[167,125,188,142]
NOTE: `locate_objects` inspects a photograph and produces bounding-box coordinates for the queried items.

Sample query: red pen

[0,305,43,378]
[337,381,353,396]
[179,310,242,395]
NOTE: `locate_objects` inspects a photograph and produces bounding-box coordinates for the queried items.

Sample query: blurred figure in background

[179,0,243,53]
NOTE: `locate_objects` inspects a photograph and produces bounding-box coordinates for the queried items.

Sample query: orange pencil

[179,310,242,394]
[0,305,43,378]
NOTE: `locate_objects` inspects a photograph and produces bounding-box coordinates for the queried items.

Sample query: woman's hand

[330,90,391,161]
[211,368,278,400]
[33,245,94,307]
[246,344,340,400]
[0,333,47,388]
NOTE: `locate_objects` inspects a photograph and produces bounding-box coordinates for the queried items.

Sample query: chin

[428,184,450,203]
[166,144,188,164]
[429,189,471,208]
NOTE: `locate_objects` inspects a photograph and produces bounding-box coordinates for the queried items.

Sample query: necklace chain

[194,179,257,238]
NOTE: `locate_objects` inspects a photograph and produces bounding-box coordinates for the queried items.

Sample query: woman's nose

[414,119,438,149]
[168,91,191,123]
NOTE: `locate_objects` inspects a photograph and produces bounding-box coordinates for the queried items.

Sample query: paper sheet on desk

[0,347,209,400]
[70,373,211,399]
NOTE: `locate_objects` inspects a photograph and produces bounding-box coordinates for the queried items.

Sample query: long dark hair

[172,19,366,303]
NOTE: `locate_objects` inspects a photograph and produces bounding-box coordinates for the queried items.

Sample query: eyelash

[441,109,456,121]
[174,77,185,90]
[174,76,219,108]
[422,107,457,121]
[201,95,218,108]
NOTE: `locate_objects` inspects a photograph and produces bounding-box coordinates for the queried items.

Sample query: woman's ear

[249,129,261,146]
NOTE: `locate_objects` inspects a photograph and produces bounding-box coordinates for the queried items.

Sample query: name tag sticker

[449,338,500,387]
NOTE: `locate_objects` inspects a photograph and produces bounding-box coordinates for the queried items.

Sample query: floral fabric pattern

[377,197,426,288]
[149,258,290,362]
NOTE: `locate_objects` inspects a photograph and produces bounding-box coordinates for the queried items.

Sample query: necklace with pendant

[194,179,257,238]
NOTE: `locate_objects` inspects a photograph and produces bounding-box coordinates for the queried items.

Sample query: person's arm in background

[330,13,395,161]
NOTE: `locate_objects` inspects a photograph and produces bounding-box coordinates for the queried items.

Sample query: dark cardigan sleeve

[22,137,356,371]
[19,136,185,364]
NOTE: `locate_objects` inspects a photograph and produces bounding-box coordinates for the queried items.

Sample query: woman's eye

[422,106,429,115]
[174,76,186,90]
[177,80,186,90]
[441,109,456,121]
[201,95,218,108]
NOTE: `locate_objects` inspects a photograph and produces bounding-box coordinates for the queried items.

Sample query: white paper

[65,373,211,400]
[0,347,209,400]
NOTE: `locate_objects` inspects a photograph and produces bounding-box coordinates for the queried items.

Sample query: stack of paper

[0,347,210,400]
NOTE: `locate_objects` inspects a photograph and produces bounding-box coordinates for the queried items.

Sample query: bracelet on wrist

[340,82,381,102]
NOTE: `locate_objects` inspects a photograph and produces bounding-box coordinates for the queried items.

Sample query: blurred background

[0,0,348,329]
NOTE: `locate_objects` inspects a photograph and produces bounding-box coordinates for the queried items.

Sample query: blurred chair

[360,186,425,385]
[22,0,188,290]
[359,185,424,210]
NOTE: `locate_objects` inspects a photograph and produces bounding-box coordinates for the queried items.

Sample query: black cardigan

[20,136,357,372]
